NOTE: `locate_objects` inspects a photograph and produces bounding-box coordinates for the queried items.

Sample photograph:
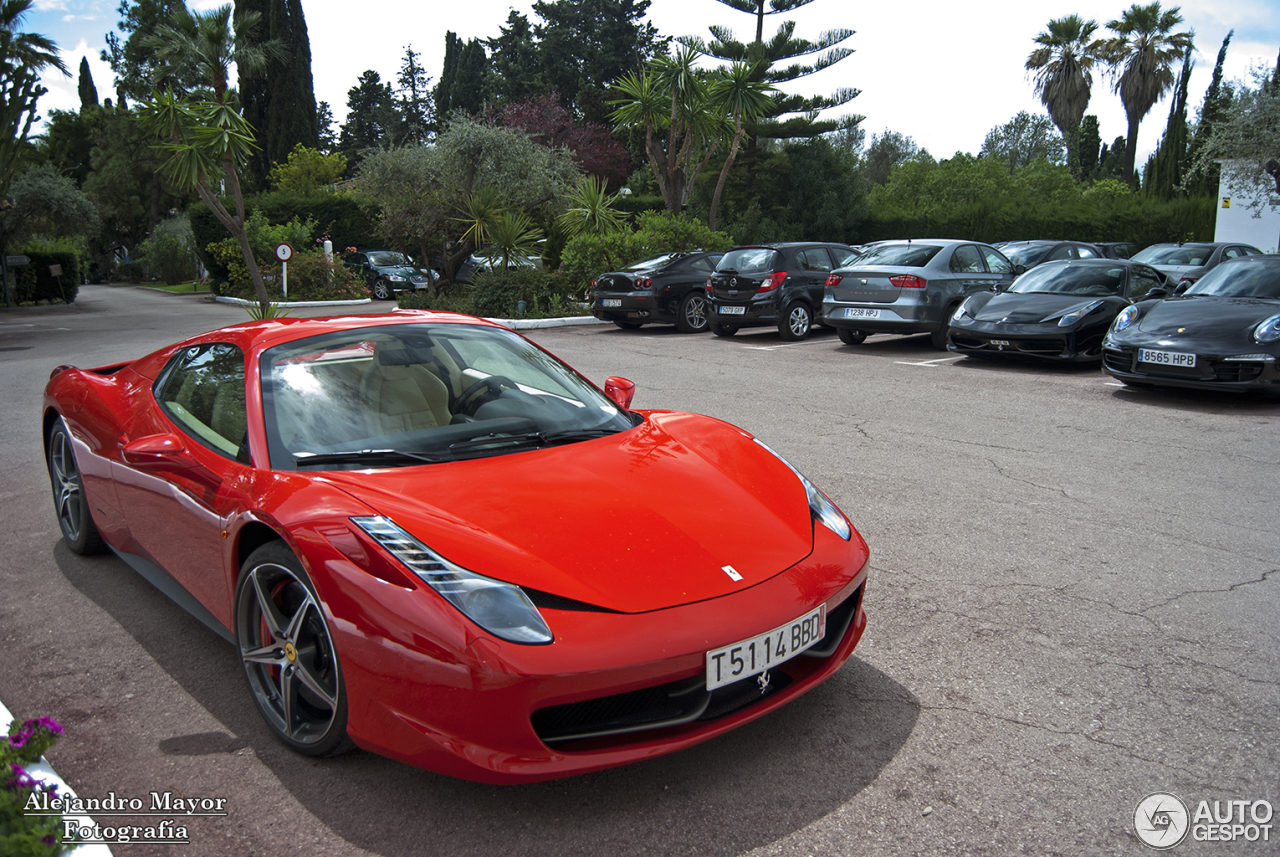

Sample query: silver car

[1130,242,1263,288]
[822,239,1017,349]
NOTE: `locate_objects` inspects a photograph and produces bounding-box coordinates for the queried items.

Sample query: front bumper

[948,320,1102,362]
[305,519,870,783]
[1102,345,1280,390]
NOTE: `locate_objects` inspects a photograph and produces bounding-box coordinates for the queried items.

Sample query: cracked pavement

[2,289,1277,855]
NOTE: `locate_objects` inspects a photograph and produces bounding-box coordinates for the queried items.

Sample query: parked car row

[593,240,1280,396]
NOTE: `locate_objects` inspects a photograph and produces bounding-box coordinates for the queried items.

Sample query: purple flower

[33,716,64,736]
[41,835,56,846]
[8,728,29,749]
[6,761,39,789]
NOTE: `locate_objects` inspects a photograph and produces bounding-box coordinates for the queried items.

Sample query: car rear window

[717,248,778,274]
[852,244,941,268]
[1132,246,1211,266]
[1002,244,1053,267]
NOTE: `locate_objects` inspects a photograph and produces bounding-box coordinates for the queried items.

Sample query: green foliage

[267,143,347,193]
[3,163,98,244]
[395,289,474,314]
[207,242,365,301]
[237,0,317,188]
[559,210,733,290]
[486,211,545,269]
[338,70,395,168]
[1,715,73,857]
[137,213,196,284]
[980,112,1066,176]
[10,240,81,303]
[468,267,582,318]
[558,175,628,238]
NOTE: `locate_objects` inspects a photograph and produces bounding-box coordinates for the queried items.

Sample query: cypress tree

[1076,115,1101,180]
[237,0,318,189]
[1185,30,1232,196]
[448,38,487,116]
[435,32,461,119]
[1144,48,1192,199]
[77,56,98,110]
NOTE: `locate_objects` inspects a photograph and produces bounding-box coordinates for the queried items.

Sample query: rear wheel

[46,419,105,555]
[837,327,867,345]
[613,320,643,330]
[779,302,812,341]
[675,292,710,333]
[931,310,956,350]
[235,542,352,758]
[709,321,738,338]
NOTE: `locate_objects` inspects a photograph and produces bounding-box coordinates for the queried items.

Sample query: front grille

[531,585,863,746]
[1103,350,1131,373]
[1013,338,1065,354]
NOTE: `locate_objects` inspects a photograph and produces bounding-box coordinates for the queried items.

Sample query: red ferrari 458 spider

[42,311,869,783]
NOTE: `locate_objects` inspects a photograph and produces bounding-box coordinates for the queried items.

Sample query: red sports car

[42,311,869,783]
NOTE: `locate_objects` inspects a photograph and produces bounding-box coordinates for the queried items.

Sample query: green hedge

[8,247,81,304]
[398,268,589,319]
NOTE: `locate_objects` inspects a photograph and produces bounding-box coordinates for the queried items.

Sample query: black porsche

[1102,255,1280,392]
[946,259,1169,362]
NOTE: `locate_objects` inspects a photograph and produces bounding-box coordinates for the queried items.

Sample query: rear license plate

[1139,348,1196,367]
[601,298,622,308]
[990,339,1010,347]
[719,305,746,315]
[843,307,880,319]
[705,604,826,691]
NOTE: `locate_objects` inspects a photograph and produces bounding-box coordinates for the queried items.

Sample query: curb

[214,295,373,308]
[0,699,113,856]
[486,316,608,330]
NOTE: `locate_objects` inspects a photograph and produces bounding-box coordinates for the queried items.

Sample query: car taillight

[590,278,596,289]
[638,277,652,289]
[1178,276,1198,285]
[826,274,843,287]
[890,274,926,289]
[759,272,787,292]
[705,276,713,296]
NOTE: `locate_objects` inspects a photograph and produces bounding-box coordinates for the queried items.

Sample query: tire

[709,321,738,338]
[675,292,710,334]
[372,278,392,300]
[779,301,812,341]
[235,542,352,758]
[613,320,643,330]
[931,310,956,350]
[837,327,867,345]
[47,419,105,555]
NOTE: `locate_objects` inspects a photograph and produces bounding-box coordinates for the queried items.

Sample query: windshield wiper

[292,448,447,467]
[445,427,620,455]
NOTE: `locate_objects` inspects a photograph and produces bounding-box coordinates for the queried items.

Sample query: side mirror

[1012,264,1027,275]
[121,434,222,488]
[603,376,636,410]
[1173,282,1190,296]
[1146,287,1170,299]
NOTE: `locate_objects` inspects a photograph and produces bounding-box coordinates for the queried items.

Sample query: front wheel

[675,292,710,333]
[709,321,738,338]
[235,542,352,757]
[779,302,812,341]
[47,419,105,555]
[837,327,867,345]
[931,312,955,350]
[372,278,393,300]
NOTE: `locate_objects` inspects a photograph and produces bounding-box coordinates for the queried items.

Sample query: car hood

[1135,296,1280,338]
[1148,263,1205,277]
[374,265,426,277]
[318,411,814,613]
[973,292,1108,324]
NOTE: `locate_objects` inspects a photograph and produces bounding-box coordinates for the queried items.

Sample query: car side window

[1048,246,1073,261]
[797,249,833,272]
[1129,269,1162,300]
[1225,246,1256,259]
[690,256,718,273]
[831,248,860,267]
[949,245,983,273]
[154,343,249,463]
[980,247,1013,274]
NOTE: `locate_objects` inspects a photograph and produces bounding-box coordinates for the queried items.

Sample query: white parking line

[743,338,839,351]
[894,356,965,367]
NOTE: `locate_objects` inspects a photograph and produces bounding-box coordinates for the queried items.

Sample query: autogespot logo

[1135,793,1190,849]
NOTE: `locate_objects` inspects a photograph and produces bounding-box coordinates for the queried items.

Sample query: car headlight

[953,295,976,321]
[1254,314,1280,344]
[388,274,406,282]
[1112,305,1138,332]
[1057,299,1105,327]
[753,439,851,540]
[352,516,553,644]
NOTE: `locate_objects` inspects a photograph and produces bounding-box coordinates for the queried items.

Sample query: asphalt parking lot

[2,286,1278,856]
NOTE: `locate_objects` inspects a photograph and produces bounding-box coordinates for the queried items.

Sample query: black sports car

[591,251,724,332]
[947,259,1169,362]
[1102,255,1280,392]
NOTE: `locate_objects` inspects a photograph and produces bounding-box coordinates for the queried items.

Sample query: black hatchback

[590,251,724,332]
[707,242,860,340]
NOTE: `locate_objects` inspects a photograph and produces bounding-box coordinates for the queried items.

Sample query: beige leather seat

[360,340,452,434]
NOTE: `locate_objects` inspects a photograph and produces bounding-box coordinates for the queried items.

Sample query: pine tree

[395,45,434,145]
[77,56,97,110]
[686,0,859,142]
[316,100,336,153]
[484,11,542,108]
[237,0,317,189]
[338,70,394,167]
[101,0,192,106]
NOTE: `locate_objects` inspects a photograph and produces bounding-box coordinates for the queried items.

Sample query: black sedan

[1102,255,1280,392]
[947,259,1169,362]
[591,251,724,332]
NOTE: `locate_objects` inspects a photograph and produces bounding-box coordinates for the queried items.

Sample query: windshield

[1008,263,1126,296]
[850,244,941,268]
[1131,245,1211,266]
[1183,260,1280,299]
[260,323,637,470]
[717,248,777,274]
[368,252,410,267]
[1001,244,1053,267]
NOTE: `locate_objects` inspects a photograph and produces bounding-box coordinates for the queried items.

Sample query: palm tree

[145,4,281,105]
[1026,15,1101,175]
[558,176,627,239]
[1099,2,1194,184]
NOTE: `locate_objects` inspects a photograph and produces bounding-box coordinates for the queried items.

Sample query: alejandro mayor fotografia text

[25,790,229,845]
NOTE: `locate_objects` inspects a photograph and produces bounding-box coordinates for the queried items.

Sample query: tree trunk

[709,119,746,233]
[1123,112,1141,187]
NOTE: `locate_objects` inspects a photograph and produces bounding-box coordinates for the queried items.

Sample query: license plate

[990,339,1010,347]
[601,299,622,308]
[843,307,880,319]
[719,305,746,315]
[705,604,826,691]
[1139,348,1196,367]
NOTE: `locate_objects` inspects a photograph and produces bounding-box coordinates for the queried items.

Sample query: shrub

[137,215,198,285]
[207,243,367,302]
[558,211,733,292]
[10,241,81,304]
[1,715,74,855]
[469,268,588,318]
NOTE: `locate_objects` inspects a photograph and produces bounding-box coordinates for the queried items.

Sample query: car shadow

[1106,383,1280,414]
[949,355,1104,376]
[57,547,918,857]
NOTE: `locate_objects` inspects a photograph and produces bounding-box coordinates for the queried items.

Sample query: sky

[23,0,1280,168]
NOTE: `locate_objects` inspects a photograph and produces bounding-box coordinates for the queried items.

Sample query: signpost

[275,243,293,300]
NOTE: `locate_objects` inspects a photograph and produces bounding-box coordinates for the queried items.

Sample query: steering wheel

[456,375,518,416]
